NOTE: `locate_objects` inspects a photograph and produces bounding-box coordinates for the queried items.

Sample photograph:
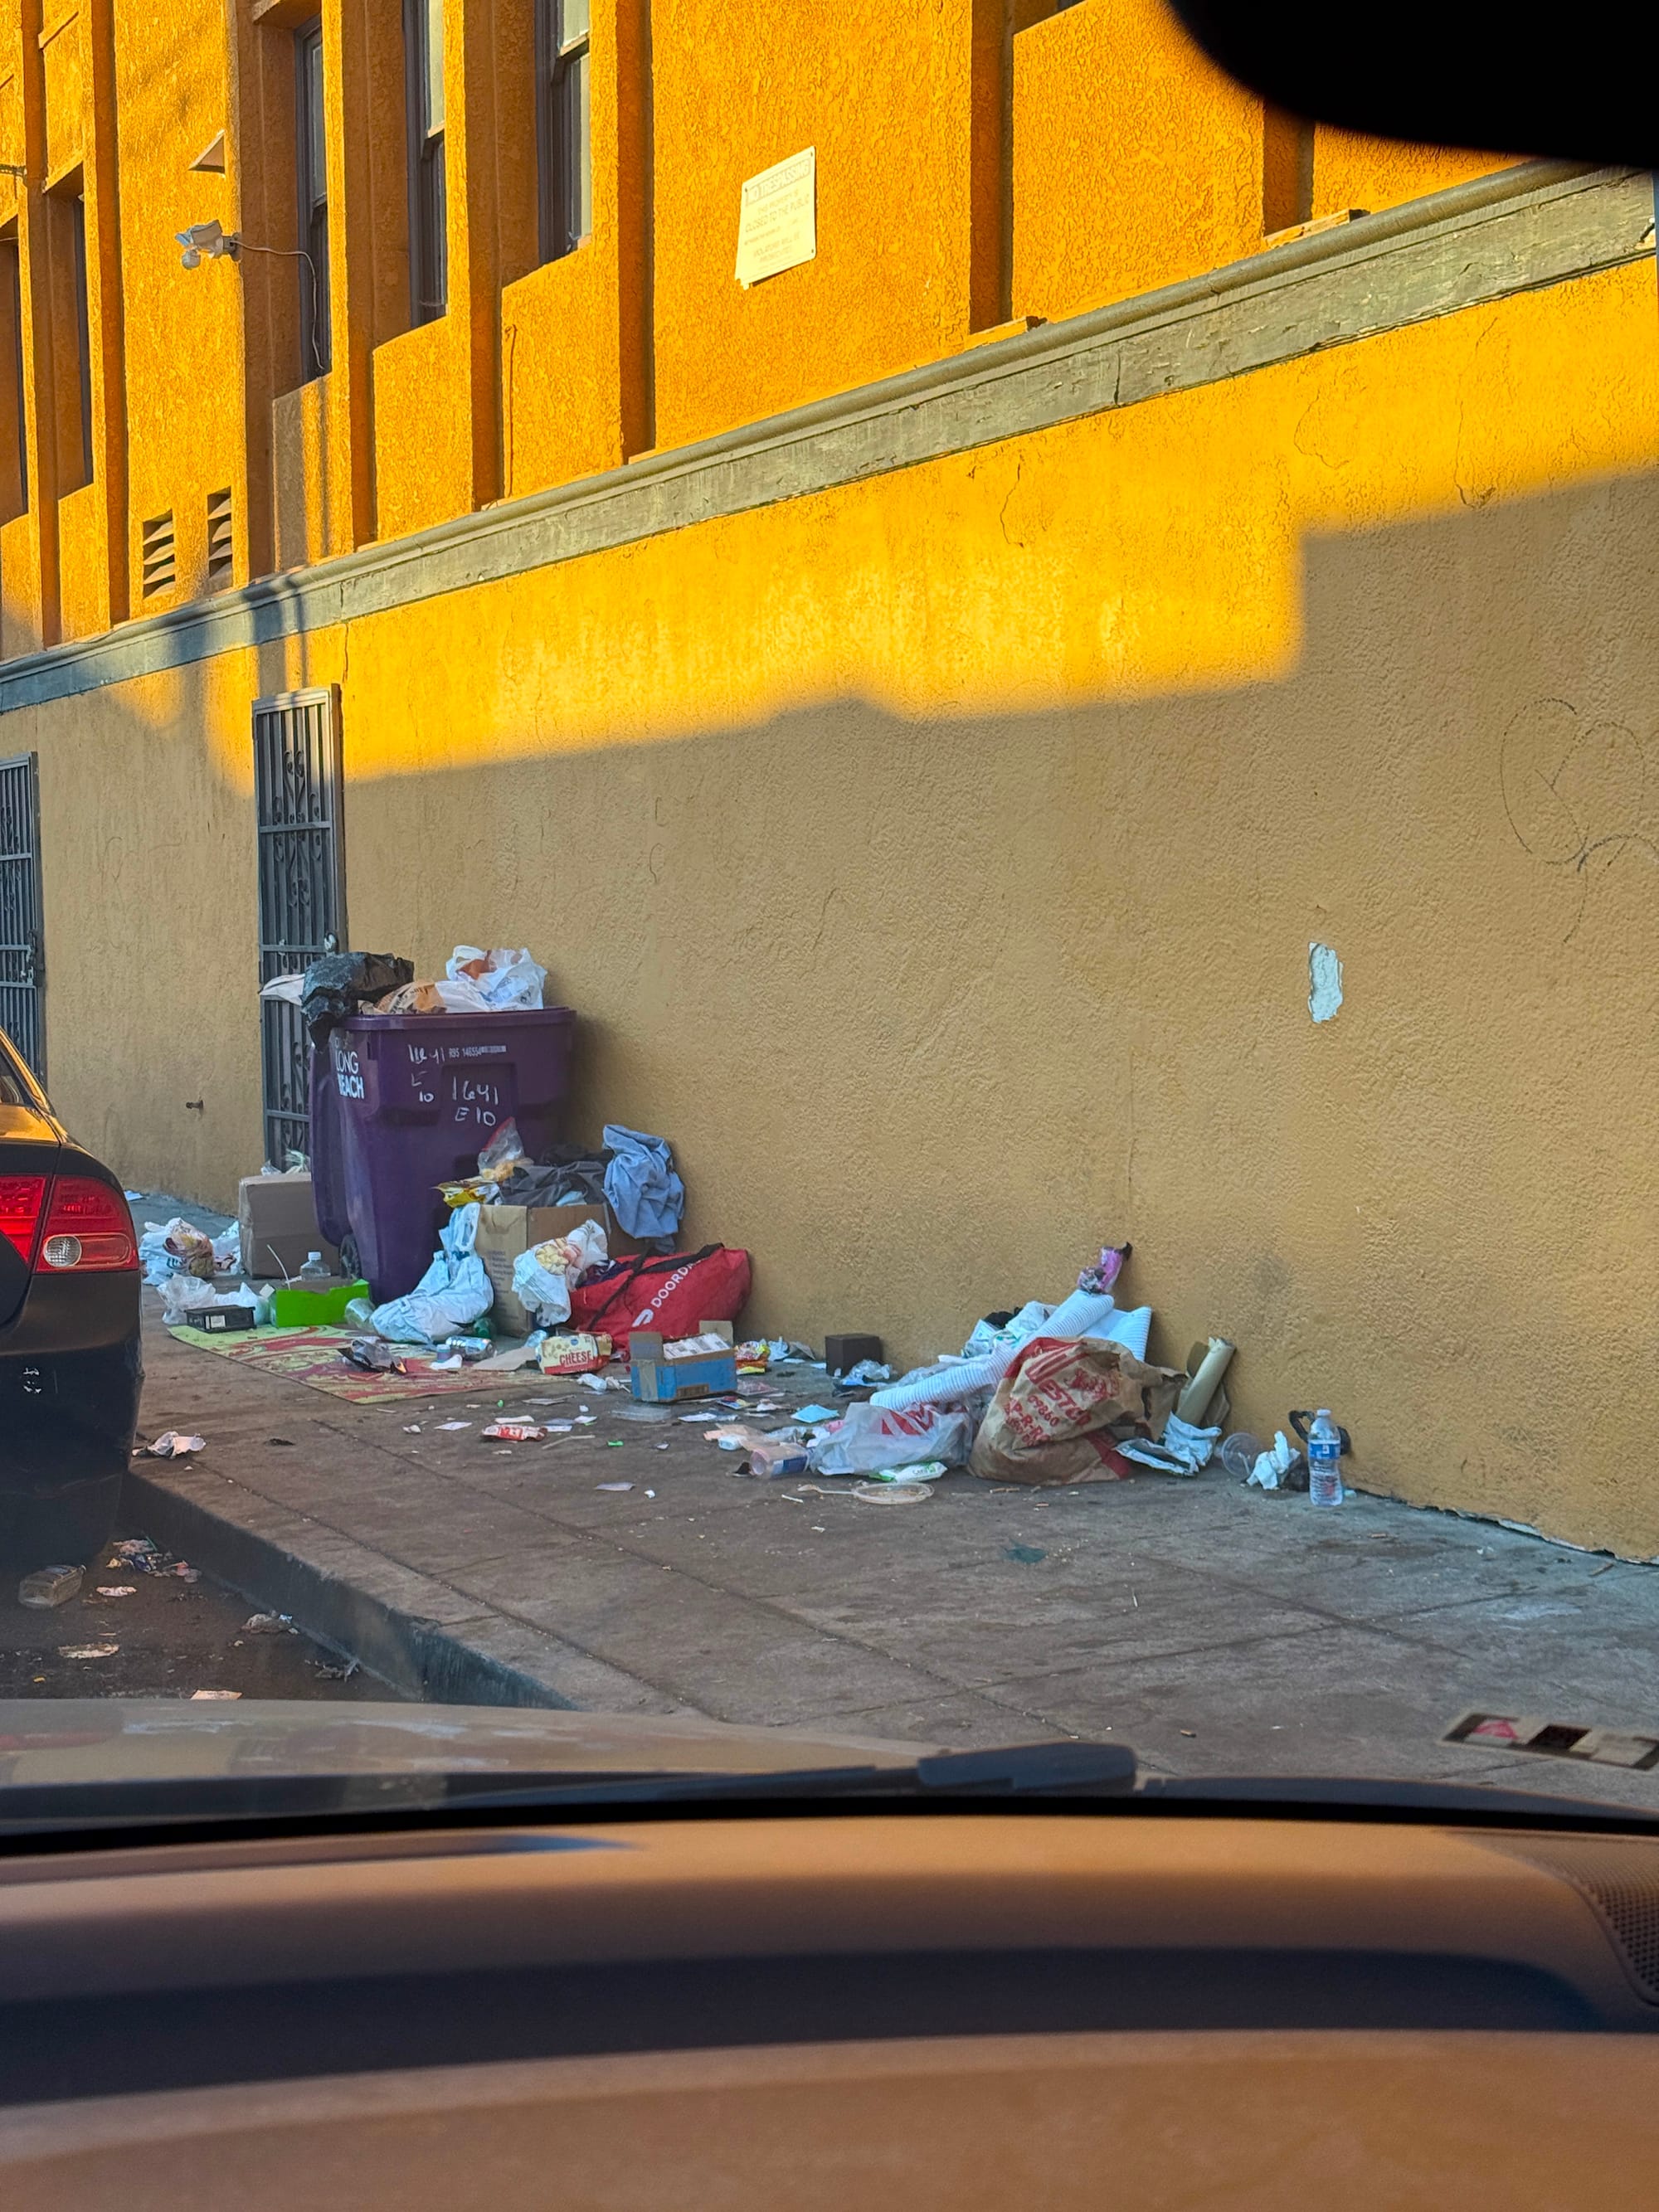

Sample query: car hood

[0,1699,938,1792]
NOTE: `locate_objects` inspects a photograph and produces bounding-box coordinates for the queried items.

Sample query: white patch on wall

[1308,942,1344,1023]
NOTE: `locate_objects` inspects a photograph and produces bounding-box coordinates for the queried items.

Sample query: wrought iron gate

[255,688,345,1167]
[0,752,44,1081]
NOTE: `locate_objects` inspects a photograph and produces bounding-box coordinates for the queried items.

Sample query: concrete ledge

[0,160,1645,712]
[122,1462,666,1712]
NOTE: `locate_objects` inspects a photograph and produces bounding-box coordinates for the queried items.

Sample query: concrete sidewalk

[127,1286,1659,1813]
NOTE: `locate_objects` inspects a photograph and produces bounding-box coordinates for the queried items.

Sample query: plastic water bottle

[297,1251,330,1284]
[1308,1409,1344,1507]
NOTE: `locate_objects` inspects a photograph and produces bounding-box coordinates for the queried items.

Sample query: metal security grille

[254,688,345,1168]
[0,752,43,1080]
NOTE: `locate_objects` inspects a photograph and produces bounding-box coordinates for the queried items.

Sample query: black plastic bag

[301,952,413,1045]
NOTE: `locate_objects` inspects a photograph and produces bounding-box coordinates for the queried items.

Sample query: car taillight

[36,1178,137,1271]
[0,1176,46,1263]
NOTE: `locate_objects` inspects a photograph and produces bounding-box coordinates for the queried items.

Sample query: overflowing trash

[142,1432,207,1459]
[299,950,413,1044]
[369,1203,492,1344]
[510,1218,610,1329]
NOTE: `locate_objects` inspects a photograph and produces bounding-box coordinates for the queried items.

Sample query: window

[295,22,332,376]
[140,511,174,597]
[68,194,91,488]
[404,0,446,323]
[207,489,234,589]
[0,226,24,518]
[536,0,591,262]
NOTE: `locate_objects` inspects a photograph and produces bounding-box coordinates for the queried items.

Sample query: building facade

[0,0,1655,1547]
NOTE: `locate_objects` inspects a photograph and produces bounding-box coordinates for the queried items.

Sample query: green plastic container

[269,1278,372,1330]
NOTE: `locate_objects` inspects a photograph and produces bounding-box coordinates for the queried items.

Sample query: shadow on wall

[12,461,1659,1549]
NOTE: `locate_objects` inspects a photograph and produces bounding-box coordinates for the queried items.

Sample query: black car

[0,1030,141,1568]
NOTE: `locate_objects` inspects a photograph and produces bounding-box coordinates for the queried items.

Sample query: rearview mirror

[1162,0,1653,172]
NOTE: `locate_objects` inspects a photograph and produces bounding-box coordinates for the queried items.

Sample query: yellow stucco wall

[650,0,990,450]
[10,253,1657,1553]
[1013,0,1264,323]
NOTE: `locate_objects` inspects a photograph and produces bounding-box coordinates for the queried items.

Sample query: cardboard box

[237,1174,338,1281]
[630,1320,737,1403]
[474,1203,617,1337]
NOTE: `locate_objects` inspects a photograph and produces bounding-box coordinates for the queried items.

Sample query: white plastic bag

[445,946,547,1011]
[139,1218,216,1286]
[509,1218,608,1328]
[370,1203,493,1343]
[807,1402,973,1475]
[161,1276,260,1325]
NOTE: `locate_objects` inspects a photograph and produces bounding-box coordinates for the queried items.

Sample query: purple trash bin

[315,1007,577,1303]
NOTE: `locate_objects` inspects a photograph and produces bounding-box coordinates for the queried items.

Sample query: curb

[123,1466,575,1709]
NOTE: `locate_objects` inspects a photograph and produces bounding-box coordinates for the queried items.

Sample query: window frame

[68,193,91,489]
[294,20,332,378]
[535,0,591,265]
[0,224,26,517]
[403,0,447,324]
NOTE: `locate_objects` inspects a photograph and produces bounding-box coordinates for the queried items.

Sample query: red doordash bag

[569,1245,752,1356]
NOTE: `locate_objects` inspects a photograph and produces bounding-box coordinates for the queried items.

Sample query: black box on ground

[825,1332,884,1376]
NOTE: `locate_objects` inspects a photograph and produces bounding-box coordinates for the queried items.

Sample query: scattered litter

[680,1411,714,1422]
[402,1423,422,1434]
[242,1612,291,1634]
[315,1660,360,1682]
[970,1334,1180,1487]
[114,1538,157,1560]
[1117,1414,1222,1476]
[601,1124,685,1241]
[645,1489,656,1497]
[265,1437,295,1448]
[95,1586,137,1599]
[430,1354,465,1372]
[579,1373,620,1393]
[861,1461,947,1485]
[835,1359,891,1389]
[472,1338,548,1373]
[483,1421,546,1442]
[58,1644,119,1660]
[191,1689,241,1701]
[849,1480,932,1505]
[538,1333,613,1377]
[161,1275,260,1327]
[655,1442,671,1451]
[575,1413,597,1426]
[1246,1432,1305,1493]
[597,1481,634,1491]
[605,1439,626,1449]
[809,1402,972,1476]
[435,1420,472,1432]
[369,1203,492,1345]
[144,1432,207,1459]
[547,1422,574,1433]
[18,1565,84,1609]
[1219,1431,1266,1480]
[791,1403,839,1426]
[1005,1544,1047,1563]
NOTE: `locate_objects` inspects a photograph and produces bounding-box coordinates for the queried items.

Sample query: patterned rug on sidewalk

[164,1325,547,1404]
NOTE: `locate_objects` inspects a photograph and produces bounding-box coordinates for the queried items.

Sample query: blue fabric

[602,1125,686,1241]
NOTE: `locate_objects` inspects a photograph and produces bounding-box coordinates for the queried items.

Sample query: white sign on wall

[734,147,816,289]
